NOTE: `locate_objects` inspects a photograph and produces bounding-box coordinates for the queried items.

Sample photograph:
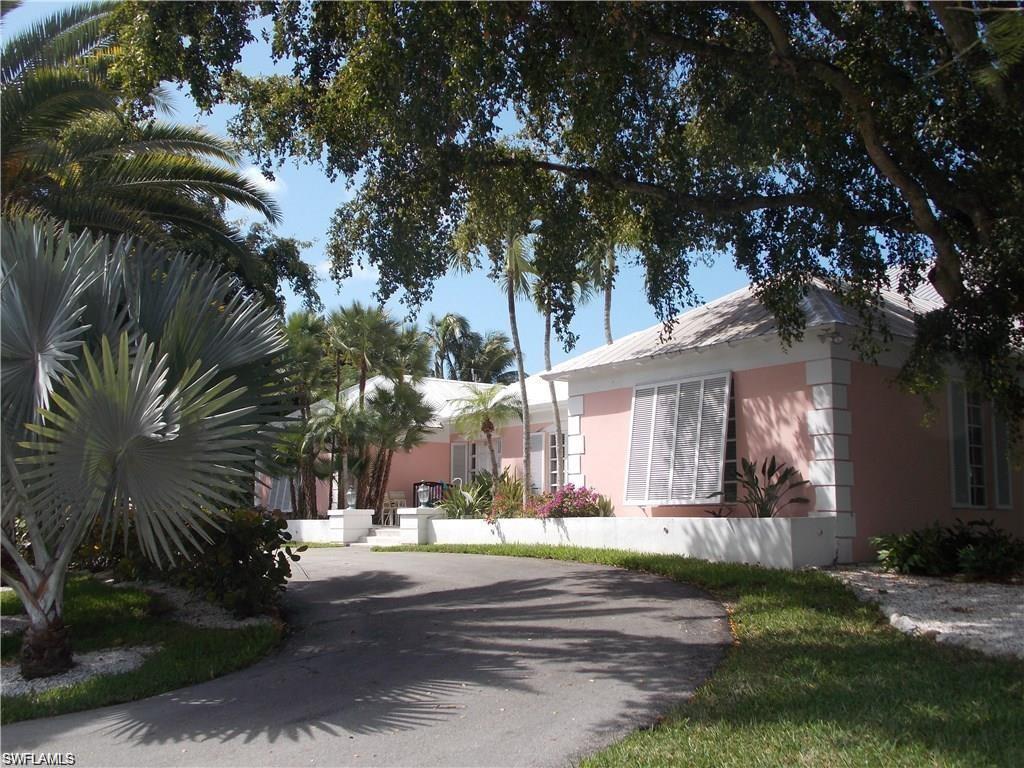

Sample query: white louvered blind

[625,387,655,500]
[625,374,731,505]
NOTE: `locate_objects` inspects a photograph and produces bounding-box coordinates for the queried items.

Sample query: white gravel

[112,580,274,630]
[831,566,1024,659]
[1,645,159,697]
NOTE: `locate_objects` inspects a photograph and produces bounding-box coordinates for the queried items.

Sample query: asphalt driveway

[1,549,730,767]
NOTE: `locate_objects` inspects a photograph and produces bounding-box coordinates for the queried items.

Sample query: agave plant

[0,217,286,679]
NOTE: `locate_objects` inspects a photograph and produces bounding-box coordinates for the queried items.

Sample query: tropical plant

[428,312,471,379]
[723,457,811,519]
[325,302,401,407]
[1,2,281,270]
[450,384,523,493]
[872,519,1024,581]
[438,482,490,520]
[280,311,330,517]
[363,382,436,516]
[459,330,517,384]
[0,217,285,679]
[428,313,516,384]
[303,396,368,509]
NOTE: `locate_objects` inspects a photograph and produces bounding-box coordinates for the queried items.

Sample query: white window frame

[949,381,997,510]
[453,438,502,483]
[992,409,1013,510]
[623,372,731,506]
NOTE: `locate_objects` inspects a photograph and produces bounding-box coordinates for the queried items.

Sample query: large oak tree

[111,1,1024,428]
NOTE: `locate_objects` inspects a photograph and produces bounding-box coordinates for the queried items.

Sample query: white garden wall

[428,516,836,570]
[286,508,373,544]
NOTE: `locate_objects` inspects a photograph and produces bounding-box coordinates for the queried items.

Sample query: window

[266,476,293,513]
[950,382,990,508]
[452,438,502,483]
[723,388,738,502]
[624,374,731,505]
[994,410,1012,509]
[548,432,566,491]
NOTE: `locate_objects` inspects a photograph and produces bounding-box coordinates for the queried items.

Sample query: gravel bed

[831,566,1024,659]
[1,646,159,697]
[112,581,274,630]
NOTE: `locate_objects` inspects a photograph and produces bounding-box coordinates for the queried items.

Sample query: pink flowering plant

[528,484,606,519]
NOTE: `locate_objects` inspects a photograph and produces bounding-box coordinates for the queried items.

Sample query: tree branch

[487,154,916,232]
[746,2,964,303]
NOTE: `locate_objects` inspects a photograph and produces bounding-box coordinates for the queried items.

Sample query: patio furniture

[381,491,406,526]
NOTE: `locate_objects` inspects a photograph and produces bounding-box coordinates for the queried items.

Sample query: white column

[565,395,586,487]
[805,358,854,563]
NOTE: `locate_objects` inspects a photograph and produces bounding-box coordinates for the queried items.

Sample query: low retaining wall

[428,516,837,570]
[286,508,373,544]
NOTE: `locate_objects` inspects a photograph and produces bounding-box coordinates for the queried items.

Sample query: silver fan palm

[0,217,286,679]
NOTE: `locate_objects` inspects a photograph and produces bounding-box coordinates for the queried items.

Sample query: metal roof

[335,375,567,425]
[543,279,942,380]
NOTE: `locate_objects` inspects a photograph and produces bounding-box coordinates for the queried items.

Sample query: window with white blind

[624,374,731,505]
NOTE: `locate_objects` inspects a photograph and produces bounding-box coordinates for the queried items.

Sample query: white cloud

[241,166,286,195]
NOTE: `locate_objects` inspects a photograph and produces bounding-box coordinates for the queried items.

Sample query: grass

[286,540,346,548]
[1,576,282,724]
[379,544,1024,768]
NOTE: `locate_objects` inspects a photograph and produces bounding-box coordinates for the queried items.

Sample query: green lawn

[380,544,1024,768]
[1,576,282,724]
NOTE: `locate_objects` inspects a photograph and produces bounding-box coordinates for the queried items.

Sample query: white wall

[428,516,836,570]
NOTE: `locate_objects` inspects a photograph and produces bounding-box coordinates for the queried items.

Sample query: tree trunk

[289,477,297,516]
[378,449,396,518]
[604,244,614,345]
[507,271,531,505]
[544,307,564,490]
[485,429,499,495]
[3,563,74,680]
[21,615,73,680]
[340,449,350,509]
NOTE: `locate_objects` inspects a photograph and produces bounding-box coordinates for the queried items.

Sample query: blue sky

[7,1,748,371]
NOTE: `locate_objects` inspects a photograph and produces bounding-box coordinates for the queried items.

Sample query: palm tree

[326,302,401,407]
[1,2,280,267]
[303,397,367,509]
[497,231,536,505]
[364,382,436,515]
[428,312,470,378]
[1,217,285,679]
[586,242,618,345]
[450,385,523,492]
[456,330,517,384]
[533,273,593,491]
[281,311,330,517]
[393,324,432,384]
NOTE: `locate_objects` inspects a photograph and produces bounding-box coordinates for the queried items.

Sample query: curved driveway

[2,549,730,767]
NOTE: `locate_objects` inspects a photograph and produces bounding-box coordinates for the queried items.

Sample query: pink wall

[848,361,1024,560]
[578,362,815,518]
[385,441,451,504]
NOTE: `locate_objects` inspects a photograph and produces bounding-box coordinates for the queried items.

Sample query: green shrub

[872,519,1024,580]
[75,508,304,617]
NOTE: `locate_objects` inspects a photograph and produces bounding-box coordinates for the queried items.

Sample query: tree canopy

[110,1,1024,425]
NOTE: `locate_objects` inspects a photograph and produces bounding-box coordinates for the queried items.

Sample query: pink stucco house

[267,278,1022,564]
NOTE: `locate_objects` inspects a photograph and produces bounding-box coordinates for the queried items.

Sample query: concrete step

[364,527,402,538]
